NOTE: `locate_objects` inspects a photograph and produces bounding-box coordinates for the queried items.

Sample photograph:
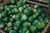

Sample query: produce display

[0,0,49,33]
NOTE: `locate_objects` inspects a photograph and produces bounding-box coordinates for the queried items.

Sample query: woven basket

[1,0,50,33]
[27,0,48,3]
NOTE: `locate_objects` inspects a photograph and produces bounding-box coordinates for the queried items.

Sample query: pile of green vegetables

[0,0,49,33]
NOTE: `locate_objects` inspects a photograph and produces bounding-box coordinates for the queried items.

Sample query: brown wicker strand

[42,22,50,33]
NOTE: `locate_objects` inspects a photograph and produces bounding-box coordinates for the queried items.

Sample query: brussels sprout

[13,8,19,13]
[16,0,25,8]
[8,11,12,15]
[9,30,17,33]
[26,30,30,33]
[23,8,30,15]
[1,12,6,17]
[11,8,18,14]
[44,17,49,23]
[7,22,12,27]
[4,6,10,12]
[13,20,21,30]
[23,5,28,9]
[41,13,46,18]
[38,16,43,21]
[22,22,31,28]
[12,15,16,19]
[11,15,17,21]
[32,13,39,19]
[23,8,32,16]
[9,18,14,22]
[37,32,41,33]
[13,21,21,27]
[37,8,43,13]
[9,5,16,10]
[11,9,17,14]
[29,26,37,33]
[13,26,19,30]
[0,22,4,28]
[32,8,37,13]
[3,17,8,22]
[0,14,2,18]
[16,2,22,8]
[34,4,40,9]
[36,22,45,29]
[32,20,38,26]
[21,14,27,21]
[10,0,16,4]
[0,5,3,11]
[4,27,12,32]
[28,16,33,22]
[19,28,28,33]
[15,14,20,20]
[10,15,13,18]
[18,7,24,12]
[4,5,8,9]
